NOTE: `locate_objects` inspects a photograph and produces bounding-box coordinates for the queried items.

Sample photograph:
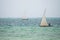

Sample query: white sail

[40,8,48,26]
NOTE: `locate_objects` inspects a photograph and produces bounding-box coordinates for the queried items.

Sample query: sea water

[0,18,60,40]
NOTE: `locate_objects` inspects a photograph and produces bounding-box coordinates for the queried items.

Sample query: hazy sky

[0,0,60,18]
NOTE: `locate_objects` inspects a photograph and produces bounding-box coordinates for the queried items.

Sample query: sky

[0,0,60,18]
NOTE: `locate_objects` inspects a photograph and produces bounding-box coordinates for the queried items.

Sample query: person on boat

[48,23,51,26]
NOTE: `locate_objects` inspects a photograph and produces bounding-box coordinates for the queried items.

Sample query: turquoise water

[0,18,60,40]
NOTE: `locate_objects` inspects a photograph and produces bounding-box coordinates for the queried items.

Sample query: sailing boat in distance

[40,8,49,27]
[22,10,28,20]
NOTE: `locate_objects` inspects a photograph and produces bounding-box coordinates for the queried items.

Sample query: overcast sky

[0,0,60,18]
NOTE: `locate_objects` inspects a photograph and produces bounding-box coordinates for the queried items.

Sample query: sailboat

[40,8,49,27]
[22,16,28,20]
[22,10,28,20]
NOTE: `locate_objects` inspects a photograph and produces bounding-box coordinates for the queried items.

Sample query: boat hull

[40,24,52,27]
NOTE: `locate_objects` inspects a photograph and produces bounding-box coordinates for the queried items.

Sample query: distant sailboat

[22,10,28,20]
[22,16,28,20]
[40,8,49,27]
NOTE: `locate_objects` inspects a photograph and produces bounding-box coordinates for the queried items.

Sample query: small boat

[40,8,51,27]
[22,16,28,20]
[22,10,28,20]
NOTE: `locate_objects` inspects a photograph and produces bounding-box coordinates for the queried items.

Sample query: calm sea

[0,18,60,40]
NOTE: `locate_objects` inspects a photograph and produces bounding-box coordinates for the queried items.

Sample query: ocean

[0,18,60,40]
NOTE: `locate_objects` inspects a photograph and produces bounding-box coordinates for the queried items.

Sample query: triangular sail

[40,8,48,26]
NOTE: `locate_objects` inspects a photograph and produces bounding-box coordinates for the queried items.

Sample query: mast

[43,8,46,16]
